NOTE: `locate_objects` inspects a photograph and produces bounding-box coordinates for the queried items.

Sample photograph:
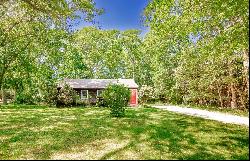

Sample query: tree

[71,27,142,80]
[0,0,101,104]
[142,0,249,109]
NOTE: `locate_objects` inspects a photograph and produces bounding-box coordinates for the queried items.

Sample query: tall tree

[0,0,101,104]
[70,27,142,80]
[143,0,249,108]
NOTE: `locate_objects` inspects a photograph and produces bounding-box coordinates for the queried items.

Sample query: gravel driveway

[153,105,249,126]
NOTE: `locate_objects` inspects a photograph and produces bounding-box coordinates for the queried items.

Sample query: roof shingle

[58,79,138,89]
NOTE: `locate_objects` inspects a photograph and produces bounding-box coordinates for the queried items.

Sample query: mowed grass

[0,105,249,160]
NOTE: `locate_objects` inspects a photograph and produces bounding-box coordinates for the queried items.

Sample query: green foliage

[75,99,87,107]
[56,84,78,107]
[42,83,59,106]
[14,83,42,105]
[141,0,249,109]
[96,97,105,107]
[101,84,131,117]
[138,85,155,104]
[0,0,248,112]
[15,93,35,105]
[71,27,142,79]
[0,0,101,104]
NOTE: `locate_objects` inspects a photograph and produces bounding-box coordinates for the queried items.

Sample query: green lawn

[0,105,249,160]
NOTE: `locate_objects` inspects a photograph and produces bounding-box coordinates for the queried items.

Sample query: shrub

[75,99,87,107]
[15,93,34,104]
[15,89,39,105]
[96,97,105,107]
[56,84,78,107]
[138,85,155,104]
[43,84,59,106]
[101,84,131,117]
[0,89,15,104]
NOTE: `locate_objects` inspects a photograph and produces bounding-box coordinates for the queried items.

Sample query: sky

[73,0,150,37]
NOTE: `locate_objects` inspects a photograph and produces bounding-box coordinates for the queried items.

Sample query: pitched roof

[58,79,138,89]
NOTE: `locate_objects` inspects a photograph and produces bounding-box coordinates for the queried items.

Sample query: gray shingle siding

[58,79,138,89]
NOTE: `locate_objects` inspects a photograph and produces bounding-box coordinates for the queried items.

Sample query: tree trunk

[0,64,7,105]
[236,86,246,109]
[217,86,224,108]
[13,88,17,103]
[230,83,237,108]
[228,57,238,109]
[1,87,7,105]
[243,50,249,97]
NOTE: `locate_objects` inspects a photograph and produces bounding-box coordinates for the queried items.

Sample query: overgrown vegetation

[0,105,248,160]
[0,0,249,112]
[101,84,131,117]
[142,0,249,109]
[56,84,79,107]
[138,85,156,104]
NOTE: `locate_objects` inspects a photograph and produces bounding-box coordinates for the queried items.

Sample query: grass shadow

[0,106,248,160]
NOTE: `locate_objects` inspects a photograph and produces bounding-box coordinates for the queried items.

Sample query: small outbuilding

[58,79,138,106]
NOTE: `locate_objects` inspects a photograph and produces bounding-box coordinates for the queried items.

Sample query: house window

[81,90,88,99]
[97,89,103,97]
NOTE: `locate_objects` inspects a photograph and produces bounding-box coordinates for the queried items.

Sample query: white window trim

[97,89,103,97]
[81,90,88,100]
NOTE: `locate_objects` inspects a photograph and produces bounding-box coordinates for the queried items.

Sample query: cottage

[58,79,138,106]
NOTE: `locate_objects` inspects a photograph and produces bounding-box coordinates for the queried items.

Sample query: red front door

[129,89,137,106]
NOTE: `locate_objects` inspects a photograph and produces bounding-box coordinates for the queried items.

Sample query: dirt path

[153,105,249,126]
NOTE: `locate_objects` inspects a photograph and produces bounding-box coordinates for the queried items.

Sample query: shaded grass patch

[0,105,248,160]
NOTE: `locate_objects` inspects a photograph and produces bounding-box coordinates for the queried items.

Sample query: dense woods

[0,0,249,110]
[142,0,249,109]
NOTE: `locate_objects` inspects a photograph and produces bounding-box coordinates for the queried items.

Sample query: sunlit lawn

[0,105,249,160]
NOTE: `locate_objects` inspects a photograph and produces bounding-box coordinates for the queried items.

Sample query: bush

[138,85,155,104]
[15,93,34,104]
[75,99,87,107]
[43,84,59,106]
[15,89,39,105]
[101,84,131,117]
[56,84,78,107]
[96,97,105,107]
